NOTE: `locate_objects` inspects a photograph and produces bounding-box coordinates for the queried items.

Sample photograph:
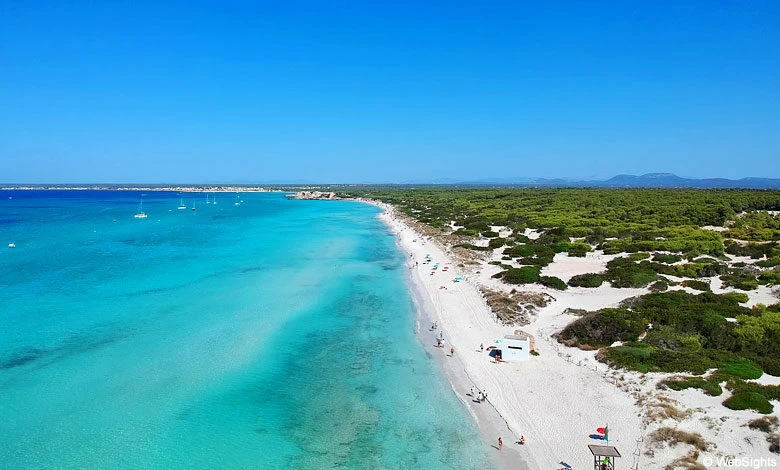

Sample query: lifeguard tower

[588,444,620,470]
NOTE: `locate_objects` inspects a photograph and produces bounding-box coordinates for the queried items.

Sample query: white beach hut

[499,333,531,362]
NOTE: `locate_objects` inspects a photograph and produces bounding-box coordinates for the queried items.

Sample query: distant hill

[459,173,780,189]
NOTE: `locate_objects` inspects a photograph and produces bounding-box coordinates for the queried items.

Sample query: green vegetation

[681,279,711,291]
[454,243,491,251]
[561,292,780,376]
[567,273,604,288]
[351,188,780,294]
[722,292,749,303]
[352,188,780,238]
[648,260,728,278]
[493,266,541,285]
[718,356,763,379]
[603,257,659,288]
[723,392,774,414]
[539,276,567,290]
[652,253,682,264]
[757,257,780,268]
[662,376,722,396]
[488,237,506,249]
[725,212,780,241]
[758,267,780,285]
[725,240,779,259]
[345,188,780,412]
[720,269,759,290]
[648,280,668,292]
[567,242,592,257]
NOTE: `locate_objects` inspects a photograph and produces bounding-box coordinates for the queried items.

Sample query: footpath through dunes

[377,203,645,470]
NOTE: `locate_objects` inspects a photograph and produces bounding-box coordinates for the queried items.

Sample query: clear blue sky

[2,1,779,183]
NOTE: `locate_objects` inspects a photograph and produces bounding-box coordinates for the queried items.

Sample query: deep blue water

[0,190,491,469]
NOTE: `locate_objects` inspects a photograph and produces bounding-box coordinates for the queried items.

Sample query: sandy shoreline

[402,240,528,469]
[367,198,780,470]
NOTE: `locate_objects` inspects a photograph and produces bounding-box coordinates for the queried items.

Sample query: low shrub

[748,416,778,433]
[653,253,682,264]
[718,356,763,380]
[722,292,749,303]
[629,252,651,261]
[723,392,773,414]
[662,376,722,396]
[481,230,499,238]
[558,309,646,348]
[454,243,491,251]
[604,257,659,288]
[720,270,759,291]
[488,237,506,249]
[681,280,711,291]
[759,267,780,285]
[539,276,567,290]
[568,273,604,288]
[504,244,534,258]
[568,243,592,257]
[452,228,480,237]
[498,266,541,285]
[649,280,669,292]
[757,257,780,268]
[650,427,710,451]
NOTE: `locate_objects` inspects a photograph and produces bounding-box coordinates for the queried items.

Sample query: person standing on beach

[498,437,503,450]
[450,346,454,356]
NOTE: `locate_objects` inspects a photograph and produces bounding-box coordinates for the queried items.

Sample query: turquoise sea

[0,191,491,469]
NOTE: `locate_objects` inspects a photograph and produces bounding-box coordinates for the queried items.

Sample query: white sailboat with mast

[134,196,148,219]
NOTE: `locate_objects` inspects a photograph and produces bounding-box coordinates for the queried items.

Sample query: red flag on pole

[596,427,606,434]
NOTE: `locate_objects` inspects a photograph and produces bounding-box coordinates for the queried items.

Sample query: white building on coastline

[499,332,533,362]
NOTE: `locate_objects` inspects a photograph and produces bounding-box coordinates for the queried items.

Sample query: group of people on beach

[470,386,488,403]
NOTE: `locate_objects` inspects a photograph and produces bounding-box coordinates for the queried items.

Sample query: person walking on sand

[450,346,454,356]
[498,437,503,450]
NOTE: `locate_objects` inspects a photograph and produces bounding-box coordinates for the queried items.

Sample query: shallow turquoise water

[0,191,492,469]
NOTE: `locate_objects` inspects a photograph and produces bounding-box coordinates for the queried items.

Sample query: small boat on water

[8,243,15,248]
[206,193,211,204]
[134,198,148,219]
[191,202,196,211]
[178,197,187,210]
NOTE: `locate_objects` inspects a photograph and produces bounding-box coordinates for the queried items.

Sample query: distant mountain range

[5,173,780,189]
[435,173,780,189]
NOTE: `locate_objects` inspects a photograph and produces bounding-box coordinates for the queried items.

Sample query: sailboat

[206,193,211,204]
[178,197,187,210]
[134,197,148,218]
[191,201,196,211]
[234,192,241,206]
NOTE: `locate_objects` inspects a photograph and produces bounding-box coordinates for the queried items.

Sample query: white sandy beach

[372,201,780,470]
